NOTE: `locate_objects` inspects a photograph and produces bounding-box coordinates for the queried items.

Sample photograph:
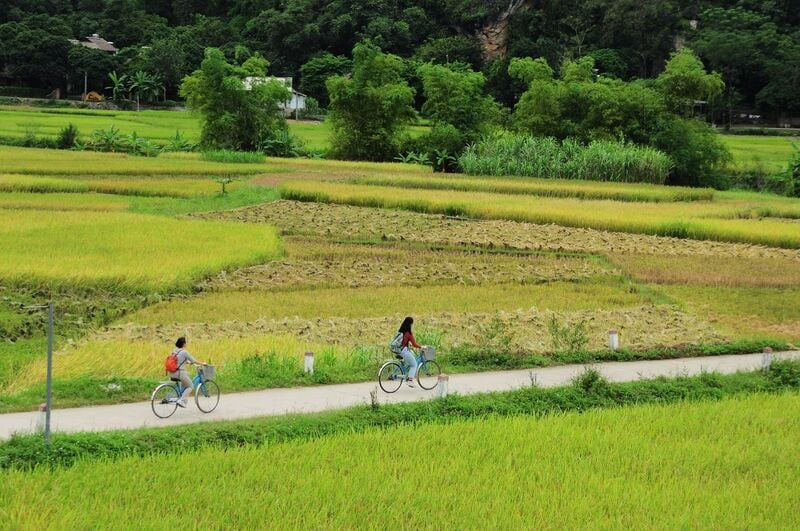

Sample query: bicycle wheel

[416,360,441,390]
[378,361,404,393]
[151,383,179,419]
[195,380,220,413]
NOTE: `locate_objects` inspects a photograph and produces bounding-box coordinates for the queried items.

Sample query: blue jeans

[399,347,418,378]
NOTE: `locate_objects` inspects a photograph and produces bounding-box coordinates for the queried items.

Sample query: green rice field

[2,393,797,528]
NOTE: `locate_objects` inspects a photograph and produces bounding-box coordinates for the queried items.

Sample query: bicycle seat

[169,377,181,382]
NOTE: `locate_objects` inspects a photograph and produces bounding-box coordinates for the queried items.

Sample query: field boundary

[2,350,797,440]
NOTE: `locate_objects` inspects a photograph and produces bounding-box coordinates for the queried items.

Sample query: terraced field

[0,144,799,412]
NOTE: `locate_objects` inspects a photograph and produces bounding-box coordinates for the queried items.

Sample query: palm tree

[143,73,165,103]
[106,72,128,102]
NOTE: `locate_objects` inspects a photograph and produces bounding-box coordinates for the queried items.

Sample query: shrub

[652,117,731,187]
[459,133,673,184]
[201,150,265,163]
[547,315,589,354]
[56,124,79,149]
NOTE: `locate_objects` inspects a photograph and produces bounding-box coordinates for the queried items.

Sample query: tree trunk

[476,0,533,61]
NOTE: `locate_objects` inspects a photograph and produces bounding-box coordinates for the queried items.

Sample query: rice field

[720,134,798,171]
[2,394,797,529]
[0,209,282,292]
[0,174,235,198]
[280,181,800,248]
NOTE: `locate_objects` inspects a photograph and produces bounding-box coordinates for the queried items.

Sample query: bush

[57,124,79,149]
[459,133,673,184]
[652,117,731,187]
[201,150,265,163]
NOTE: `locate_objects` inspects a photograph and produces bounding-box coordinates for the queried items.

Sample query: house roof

[70,34,118,53]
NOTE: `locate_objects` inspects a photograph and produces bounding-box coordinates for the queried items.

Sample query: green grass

[0,106,430,151]
[0,209,283,292]
[2,393,798,528]
[280,180,800,248]
[720,134,798,171]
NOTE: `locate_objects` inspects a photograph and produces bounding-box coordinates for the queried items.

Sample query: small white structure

[243,76,307,117]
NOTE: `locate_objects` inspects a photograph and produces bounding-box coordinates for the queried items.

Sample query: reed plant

[459,134,673,184]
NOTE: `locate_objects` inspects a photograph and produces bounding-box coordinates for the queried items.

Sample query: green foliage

[785,144,800,197]
[57,123,78,149]
[547,315,589,353]
[299,53,352,106]
[201,150,265,164]
[180,48,291,152]
[656,48,724,117]
[414,36,482,69]
[508,57,554,85]
[326,42,416,161]
[460,134,673,184]
[651,117,731,187]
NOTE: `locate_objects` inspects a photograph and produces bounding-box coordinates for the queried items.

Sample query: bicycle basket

[422,347,436,361]
[199,364,216,380]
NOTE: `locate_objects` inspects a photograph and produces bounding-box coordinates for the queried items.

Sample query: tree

[67,46,116,95]
[657,49,724,117]
[299,53,352,107]
[418,62,501,139]
[0,17,71,88]
[326,42,416,161]
[180,48,290,151]
[106,71,128,101]
[507,57,554,85]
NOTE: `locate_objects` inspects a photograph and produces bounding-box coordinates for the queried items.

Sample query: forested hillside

[1,0,799,117]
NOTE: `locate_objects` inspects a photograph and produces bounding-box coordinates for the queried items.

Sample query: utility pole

[23,302,54,445]
[84,71,88,101]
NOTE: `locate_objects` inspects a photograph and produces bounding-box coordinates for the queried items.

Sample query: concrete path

[1,351,797,440]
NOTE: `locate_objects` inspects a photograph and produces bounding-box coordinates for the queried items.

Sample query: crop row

[2,394,797,528]
[352,174,715,202]
[0,173,234,198]
[280,181,800,248]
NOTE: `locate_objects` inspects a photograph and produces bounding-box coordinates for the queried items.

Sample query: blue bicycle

[378,347,441,393]
[151,365,220,418]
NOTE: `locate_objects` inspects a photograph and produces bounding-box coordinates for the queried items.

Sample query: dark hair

[398,316,413,334]
[175,337,186,348]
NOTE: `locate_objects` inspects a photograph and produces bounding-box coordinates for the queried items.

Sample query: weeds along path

[196,200,800,261]
[1,351,797,440]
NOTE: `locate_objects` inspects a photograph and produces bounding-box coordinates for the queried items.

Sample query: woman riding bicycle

[396,316,422,388]
[168,337,207,407]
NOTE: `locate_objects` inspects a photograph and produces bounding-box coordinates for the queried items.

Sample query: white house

[243,76,307,116]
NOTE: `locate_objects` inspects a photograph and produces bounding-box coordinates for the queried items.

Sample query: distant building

[69,34,118,54]
[243,76,307,116]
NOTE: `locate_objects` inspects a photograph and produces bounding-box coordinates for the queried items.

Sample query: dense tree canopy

[0,0,797,121]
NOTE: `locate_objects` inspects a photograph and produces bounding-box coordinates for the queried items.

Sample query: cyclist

[167,337,207,407]
[395,316,422,388]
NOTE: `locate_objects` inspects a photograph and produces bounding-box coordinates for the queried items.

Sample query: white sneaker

[177,399,188,408]
[406,379,416,388]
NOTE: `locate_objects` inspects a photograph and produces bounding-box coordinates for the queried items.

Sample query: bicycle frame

[393,351,426,377]
[174,370,205,395]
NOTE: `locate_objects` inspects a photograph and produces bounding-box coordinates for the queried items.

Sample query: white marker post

[438,374,449,398]
[304,351,314,375]
[762,347,773,370]
[608,329,619,351]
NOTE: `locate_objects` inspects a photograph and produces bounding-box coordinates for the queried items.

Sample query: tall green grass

[2,393,798,528]
[201,149,266,164]
[459,134,673,184]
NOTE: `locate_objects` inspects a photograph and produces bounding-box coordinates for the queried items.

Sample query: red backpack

[165,352,179,373]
